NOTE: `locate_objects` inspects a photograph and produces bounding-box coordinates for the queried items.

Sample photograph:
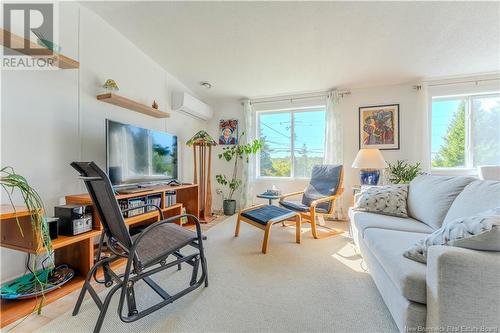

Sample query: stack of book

[165,191,177,207]
[119,197,146,218]
[146,194,162,212]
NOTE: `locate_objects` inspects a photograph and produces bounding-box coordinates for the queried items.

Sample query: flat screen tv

[106,119,178,186]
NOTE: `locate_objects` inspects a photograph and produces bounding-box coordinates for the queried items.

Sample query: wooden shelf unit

[0,28,80,69]
[66,183,199,229]
[97,93,170,118]
[0,184,198,327]
[0,205,95,327]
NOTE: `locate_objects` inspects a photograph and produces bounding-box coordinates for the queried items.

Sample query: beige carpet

[34,216,397,333]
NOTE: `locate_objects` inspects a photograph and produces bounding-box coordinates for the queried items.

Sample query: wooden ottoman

[235,204,301,254]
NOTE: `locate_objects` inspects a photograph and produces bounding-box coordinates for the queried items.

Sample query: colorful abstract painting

[219,119,238,145]
[359,104,400,150]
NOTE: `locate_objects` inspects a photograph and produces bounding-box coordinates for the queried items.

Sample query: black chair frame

[70,162,208,333]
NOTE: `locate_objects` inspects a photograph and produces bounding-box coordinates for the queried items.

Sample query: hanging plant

[0,166,54,313]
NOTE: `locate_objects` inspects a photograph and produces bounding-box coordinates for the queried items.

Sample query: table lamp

[352,149,386,185]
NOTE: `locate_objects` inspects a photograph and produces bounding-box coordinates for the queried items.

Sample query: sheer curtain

[240,100,255,209]
[323,91,344,219]
[417,82,430,173]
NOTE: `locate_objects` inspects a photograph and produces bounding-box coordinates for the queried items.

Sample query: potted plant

[216,132,262,215]
[1,166,53,313]
[386,160,423,184]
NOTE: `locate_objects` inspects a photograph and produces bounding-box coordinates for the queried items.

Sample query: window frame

[430,91,500,175]
[256,105,326,180]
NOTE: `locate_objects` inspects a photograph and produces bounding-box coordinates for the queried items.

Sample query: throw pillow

[403,207,500,264]
[354,184,408,218]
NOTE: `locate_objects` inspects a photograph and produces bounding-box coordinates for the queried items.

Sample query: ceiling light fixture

[200,81,212,89]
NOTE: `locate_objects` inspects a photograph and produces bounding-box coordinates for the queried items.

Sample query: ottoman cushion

[241,205,297,225]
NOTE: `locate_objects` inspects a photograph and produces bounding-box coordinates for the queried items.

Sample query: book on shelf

[165,191,177,207]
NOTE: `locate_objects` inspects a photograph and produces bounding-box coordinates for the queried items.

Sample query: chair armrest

[279,191,304,200]
[310,194,340,208]
[426,245,500,330]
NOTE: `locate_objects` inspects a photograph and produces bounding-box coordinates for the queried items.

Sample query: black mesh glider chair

[71,162,208,333]
[279,164,344,239]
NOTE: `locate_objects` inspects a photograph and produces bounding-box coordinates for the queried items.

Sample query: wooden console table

[0,183,199,327]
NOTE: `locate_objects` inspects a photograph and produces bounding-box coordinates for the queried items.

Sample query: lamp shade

[186,130,217,147]
[352,149,386,169]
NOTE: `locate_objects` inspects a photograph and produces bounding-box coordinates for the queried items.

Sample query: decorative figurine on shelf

[152,100,159,109]
[102,79,119,93]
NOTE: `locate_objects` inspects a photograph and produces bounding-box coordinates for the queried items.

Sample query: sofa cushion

[408,175,475,230]
[350,209,434,239]
[443,180,500,224]
[354,184,409,217]
[358,239,427,331]
[404,207,500,264]
[363,228,428,304]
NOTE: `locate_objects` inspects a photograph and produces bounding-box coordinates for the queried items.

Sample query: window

[257,107,326,178]
[431,93,500,170]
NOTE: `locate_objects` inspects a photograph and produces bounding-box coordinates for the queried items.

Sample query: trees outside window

[431,94,499,169]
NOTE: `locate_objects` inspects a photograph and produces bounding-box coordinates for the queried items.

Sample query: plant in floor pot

[386,160,423,184]
[0,166,54,313]
[216,132,262,215]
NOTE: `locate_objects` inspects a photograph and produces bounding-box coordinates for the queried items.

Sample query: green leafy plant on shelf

[0,166,53,313]
[216,132,262,215]
[387,160,423,184]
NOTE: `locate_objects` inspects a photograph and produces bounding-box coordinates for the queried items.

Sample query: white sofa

[349,175,500,332]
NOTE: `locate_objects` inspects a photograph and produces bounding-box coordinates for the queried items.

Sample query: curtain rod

[414,77,500,90]
[248,91,351,105]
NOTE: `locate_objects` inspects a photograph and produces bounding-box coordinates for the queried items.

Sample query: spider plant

[1,166,53,313]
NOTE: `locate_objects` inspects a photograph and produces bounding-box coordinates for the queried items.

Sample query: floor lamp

[187,130,217,222]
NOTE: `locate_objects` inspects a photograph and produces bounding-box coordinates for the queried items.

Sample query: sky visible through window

[432,94,499,168]
[258,108,326,177]
[431,99,462,160]
[259,109,326,157]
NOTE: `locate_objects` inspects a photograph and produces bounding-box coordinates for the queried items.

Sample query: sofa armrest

[426,245,500,330]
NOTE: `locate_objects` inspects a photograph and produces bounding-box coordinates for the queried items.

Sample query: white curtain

[240,100,255,209]
[417,82,431,173]
[323,91,345,219]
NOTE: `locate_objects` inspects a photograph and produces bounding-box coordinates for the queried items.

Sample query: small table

[257,193,281,205]
[235,205,301,254]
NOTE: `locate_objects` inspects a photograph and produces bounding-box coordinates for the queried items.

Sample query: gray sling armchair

[279,164,344,238]
[71,162,208,333]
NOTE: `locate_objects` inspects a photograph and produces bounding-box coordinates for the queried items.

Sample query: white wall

[208,83,425,218]
[206,99,244,212]
[1,3,207,282]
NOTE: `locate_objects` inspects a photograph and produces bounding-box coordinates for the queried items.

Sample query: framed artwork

[359,104,400,150]
[219,119,238,145]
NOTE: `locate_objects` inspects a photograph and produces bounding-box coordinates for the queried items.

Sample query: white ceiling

[83,1,500,102]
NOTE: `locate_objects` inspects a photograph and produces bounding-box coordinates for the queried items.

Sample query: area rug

[35,216,397,333]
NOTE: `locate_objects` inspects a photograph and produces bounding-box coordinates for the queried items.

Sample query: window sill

[255,177,311,181]
[430,168,478,177]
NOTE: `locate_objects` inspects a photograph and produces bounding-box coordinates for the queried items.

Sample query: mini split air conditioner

[172,92,213,120]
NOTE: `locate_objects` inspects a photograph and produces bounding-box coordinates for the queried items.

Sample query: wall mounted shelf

[97,93,170,118]
[0,29,79,69]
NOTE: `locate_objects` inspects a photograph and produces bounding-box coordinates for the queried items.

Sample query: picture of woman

[219,119,238,145]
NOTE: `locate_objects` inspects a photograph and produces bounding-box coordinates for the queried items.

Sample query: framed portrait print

[359,104,400,150]
[219,119,238,145]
